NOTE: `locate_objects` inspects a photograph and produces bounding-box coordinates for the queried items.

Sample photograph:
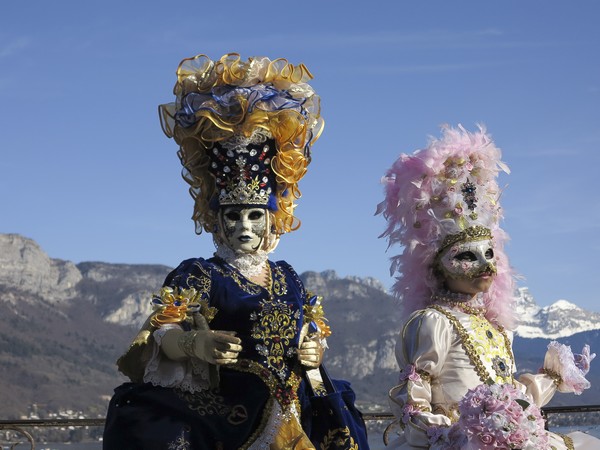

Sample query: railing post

[0,426,34,450]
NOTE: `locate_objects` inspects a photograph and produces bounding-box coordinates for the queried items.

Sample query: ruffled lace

[143,326,210,393]
[214,245,268,278]
[542,341,591,395]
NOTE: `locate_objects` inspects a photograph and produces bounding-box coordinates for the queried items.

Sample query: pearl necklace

[432,291,487,316]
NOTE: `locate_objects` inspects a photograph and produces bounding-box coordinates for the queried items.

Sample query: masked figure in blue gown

[103,53,335,450]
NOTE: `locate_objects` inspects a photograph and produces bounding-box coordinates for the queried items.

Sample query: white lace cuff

[542,341,590,395]
[143,325,210,393]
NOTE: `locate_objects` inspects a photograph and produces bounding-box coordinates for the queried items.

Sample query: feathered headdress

[159,53,324,235]
[377,124,515,328]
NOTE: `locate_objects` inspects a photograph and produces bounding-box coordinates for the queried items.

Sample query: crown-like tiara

[208,129,275,208]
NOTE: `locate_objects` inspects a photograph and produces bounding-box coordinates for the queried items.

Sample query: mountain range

[0,233,598,419]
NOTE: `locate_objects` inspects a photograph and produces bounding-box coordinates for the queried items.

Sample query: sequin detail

[429,305,514,384]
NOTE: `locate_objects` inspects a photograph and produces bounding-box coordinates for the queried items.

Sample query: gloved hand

[161,328,242,365]
[297,334,324,368]
[573,344,596,376]
[180,330,243,365]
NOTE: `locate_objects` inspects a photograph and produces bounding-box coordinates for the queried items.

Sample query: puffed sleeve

[117,258,214,392]
[388,309,453,449]
[519,341,593,407]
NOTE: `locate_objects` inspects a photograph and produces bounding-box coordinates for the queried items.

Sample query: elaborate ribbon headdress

[159,53,324,235]
[377,124,515,327]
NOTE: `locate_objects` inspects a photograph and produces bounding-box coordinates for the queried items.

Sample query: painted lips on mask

[221,206,267,254]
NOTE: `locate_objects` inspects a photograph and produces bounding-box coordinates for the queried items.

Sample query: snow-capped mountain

[514,287,600,339]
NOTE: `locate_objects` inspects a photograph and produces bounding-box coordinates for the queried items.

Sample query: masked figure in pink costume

[377,125,598,449]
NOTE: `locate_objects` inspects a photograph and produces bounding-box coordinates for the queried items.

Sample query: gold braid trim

[541,368,563,388]
[555,433,575,450]
[428,305,514,384]
[416,369,431,383]
[438,225,492,253]
[231,359,302,414]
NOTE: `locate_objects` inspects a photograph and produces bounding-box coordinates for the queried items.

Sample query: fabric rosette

[304,294,332,341]
[150,286,215,327]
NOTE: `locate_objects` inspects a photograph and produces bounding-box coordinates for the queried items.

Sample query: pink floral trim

[398,364,422,382]
[427,425,449,445]
[401,403,421,425]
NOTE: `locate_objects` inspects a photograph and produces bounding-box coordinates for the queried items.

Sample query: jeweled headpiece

[377,124,515,327]
[159,53,324,235]
[208,129,276,209]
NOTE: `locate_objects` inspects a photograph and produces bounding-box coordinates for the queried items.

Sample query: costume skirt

[103,370,272,450]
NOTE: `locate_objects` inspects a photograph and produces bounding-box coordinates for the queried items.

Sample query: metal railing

[0,419,104,449]
[1,406,599,449]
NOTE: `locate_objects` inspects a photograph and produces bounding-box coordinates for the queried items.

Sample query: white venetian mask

[221,206,267,254]
[437,238,497,280]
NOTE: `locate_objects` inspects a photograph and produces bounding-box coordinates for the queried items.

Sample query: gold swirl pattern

[251,299,300,378]
[176,389,230,417]
[159,53,324,235]
[319,427,358,450]
[166,432,191,450]
[270,265,289,297]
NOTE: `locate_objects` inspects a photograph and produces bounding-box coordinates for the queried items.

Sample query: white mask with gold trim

[438,238,496,280]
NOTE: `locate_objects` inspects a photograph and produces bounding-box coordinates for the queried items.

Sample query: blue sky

[1,1,599,312]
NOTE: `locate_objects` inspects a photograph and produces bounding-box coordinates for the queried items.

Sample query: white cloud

[0,36,31,58]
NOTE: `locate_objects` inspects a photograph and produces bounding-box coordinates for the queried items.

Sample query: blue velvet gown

[103,257,315,450]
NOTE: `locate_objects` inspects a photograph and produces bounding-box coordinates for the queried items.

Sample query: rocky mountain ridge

[0,233,598,418]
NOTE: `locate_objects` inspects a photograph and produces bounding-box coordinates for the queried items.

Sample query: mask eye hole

[248,210,265,221]
[224,211,240,221]
[485,248,494,259]
[454,251,477,262]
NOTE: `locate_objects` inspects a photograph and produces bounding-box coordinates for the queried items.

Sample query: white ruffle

[543,341,591,395]
[214,245,268,278]
[143,325,210,393]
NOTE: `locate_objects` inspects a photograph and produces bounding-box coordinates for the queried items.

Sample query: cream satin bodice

[387,305,594,450]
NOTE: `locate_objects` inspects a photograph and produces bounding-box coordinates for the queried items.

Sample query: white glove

[573,344,595,376]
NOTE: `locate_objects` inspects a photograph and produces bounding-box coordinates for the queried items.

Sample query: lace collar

[214,245,268,278]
